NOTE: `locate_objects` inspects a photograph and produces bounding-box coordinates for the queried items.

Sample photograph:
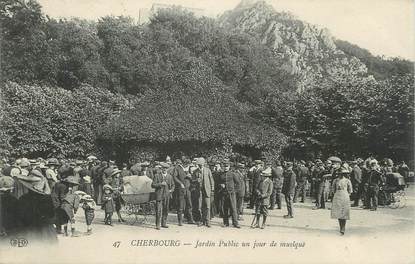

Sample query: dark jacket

[297,165,309,183]
[151,172,175,201]
[368,169,383,186]
[351,165,362,184]
[234,169,246,197]
[282,169,296,195]
[172,165,190,190]
[221,170,240,194]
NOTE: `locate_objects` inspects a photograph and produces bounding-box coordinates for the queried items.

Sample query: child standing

[251,167,273,229]
[81,194,95,235]
[101,185,115,226]
[60,176,81,237]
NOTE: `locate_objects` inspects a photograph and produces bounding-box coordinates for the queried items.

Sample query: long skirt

[331,190,350,220]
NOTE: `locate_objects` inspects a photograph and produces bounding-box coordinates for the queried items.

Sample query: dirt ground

[1,185,414,264]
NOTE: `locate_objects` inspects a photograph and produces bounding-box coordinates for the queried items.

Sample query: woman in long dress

[331,167,352,235]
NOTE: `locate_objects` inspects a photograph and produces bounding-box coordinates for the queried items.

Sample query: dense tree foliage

[335,39,414,80]
[0,82,130,158]
[0,0,413,162]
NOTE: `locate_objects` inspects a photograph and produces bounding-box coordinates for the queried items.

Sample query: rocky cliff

[220,1,369,91]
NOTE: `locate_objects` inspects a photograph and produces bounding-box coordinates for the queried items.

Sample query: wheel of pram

[397,190,406,208]
[388,193,400,209]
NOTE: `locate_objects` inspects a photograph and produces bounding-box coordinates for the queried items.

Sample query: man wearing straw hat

[251,167,273,229]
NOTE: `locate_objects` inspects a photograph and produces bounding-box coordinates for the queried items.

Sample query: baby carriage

[379,173,406,209]
[121,176,156,225]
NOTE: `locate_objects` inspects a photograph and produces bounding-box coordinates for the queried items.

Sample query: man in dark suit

[282,162,296,218]
[234,163,246,220]
[220,162,240,228]
[151,163,175,230]
[294,160,309,203]
[249,160,264,209]
[172,159,194,226]
[366,160,383,211]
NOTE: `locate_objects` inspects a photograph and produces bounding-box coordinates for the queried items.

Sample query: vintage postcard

[0,0,414,263]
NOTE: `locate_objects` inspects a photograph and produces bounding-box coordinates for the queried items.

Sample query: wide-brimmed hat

[254,160,263,165]
[159,162,170,169]
[328,156,342,163]
[62,176,80,185]
[111,169,121,177]
[47,158,59,166]
[262,167,272,176]
[82,194,94,202]
[196,158,206,165]
[103,184,113,191]
[75,160,83,165]
[236,163,245,168]
[29,159,40,166]
[74,190,87,197]
[0,176,15,191]
[87,155,97,160]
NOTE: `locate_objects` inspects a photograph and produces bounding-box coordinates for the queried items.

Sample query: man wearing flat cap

[151,162,175,229]
[249,160,264,209]
[234,163,247,220]
[219,162,240,228]
[282,162,296,218]
[270,161,284,210]
[294,160,309,203]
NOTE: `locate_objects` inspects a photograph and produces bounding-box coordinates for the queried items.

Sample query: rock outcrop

[220,1,368,91]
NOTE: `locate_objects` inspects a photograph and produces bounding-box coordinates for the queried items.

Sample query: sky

[37,0,415,60]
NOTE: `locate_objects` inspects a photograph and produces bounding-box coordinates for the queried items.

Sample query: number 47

[113,241,121,248]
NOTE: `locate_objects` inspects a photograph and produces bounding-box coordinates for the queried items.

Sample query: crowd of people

[0,154,411,242]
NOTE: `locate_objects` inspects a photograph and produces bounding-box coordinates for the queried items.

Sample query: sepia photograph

[0,0,414,263]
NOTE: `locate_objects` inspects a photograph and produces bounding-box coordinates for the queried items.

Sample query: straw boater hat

[262,167,272,177]
[111,169,121,177]
[328,156,342,163]
[82,194,94,202]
